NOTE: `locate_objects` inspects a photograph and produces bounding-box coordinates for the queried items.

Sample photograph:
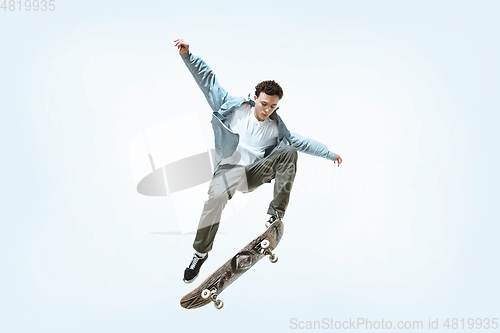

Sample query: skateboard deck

[180,220,284,309]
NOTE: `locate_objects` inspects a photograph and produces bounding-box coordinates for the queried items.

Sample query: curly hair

[255,80,284,99]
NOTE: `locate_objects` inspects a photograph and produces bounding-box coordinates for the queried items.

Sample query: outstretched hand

[174,38,189,56]
[334,155,342,167]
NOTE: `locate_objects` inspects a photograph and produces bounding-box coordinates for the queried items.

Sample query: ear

[254,95,258,100]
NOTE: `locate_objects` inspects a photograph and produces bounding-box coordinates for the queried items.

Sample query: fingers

[173,39,187,47]
[173,39,190,56]
[335,156,342,167]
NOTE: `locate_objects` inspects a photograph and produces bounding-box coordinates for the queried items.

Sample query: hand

[334,155,342,167]
[174,38,189,56]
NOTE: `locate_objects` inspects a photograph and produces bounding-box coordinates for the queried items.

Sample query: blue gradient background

[1,0,499,332]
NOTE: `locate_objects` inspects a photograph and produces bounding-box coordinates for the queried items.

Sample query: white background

[1,0,499,332]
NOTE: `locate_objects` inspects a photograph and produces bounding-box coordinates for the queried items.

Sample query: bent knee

[284,145,298,158]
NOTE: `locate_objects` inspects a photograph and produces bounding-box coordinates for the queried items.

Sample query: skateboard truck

[260,240,278,263]
[201,288,224,310]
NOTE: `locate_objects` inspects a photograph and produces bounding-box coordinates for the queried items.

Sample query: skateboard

[180,220,285,309]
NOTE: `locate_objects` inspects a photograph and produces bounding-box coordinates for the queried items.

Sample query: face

[253,92,280,122]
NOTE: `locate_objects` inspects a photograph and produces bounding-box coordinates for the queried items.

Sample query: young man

[174,38,342,283]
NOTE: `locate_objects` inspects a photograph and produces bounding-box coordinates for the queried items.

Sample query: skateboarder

[174,38,342,283]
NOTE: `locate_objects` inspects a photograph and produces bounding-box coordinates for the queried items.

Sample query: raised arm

[174,38,232,112]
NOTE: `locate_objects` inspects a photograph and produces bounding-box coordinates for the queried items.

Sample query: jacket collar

[247,93,255,107]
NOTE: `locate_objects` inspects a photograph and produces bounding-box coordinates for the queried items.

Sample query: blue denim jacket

[181,51,338,169]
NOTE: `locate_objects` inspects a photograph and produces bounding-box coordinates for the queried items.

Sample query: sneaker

[183,253,208,283]
[265,215,279,228]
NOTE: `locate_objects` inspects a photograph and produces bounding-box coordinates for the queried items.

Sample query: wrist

[327,151,337,161]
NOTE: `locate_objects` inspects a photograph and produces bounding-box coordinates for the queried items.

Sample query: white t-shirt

[221,103,279,166]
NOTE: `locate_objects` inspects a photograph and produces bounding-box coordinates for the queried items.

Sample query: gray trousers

[193,145,298,253]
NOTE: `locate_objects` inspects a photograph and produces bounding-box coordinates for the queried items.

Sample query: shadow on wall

[129,112,248,233]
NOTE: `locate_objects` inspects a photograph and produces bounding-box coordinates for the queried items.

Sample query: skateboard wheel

[269,254,278,263]
[201,289,211,300]
[261,239,270,250]
[214,300,224,310]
